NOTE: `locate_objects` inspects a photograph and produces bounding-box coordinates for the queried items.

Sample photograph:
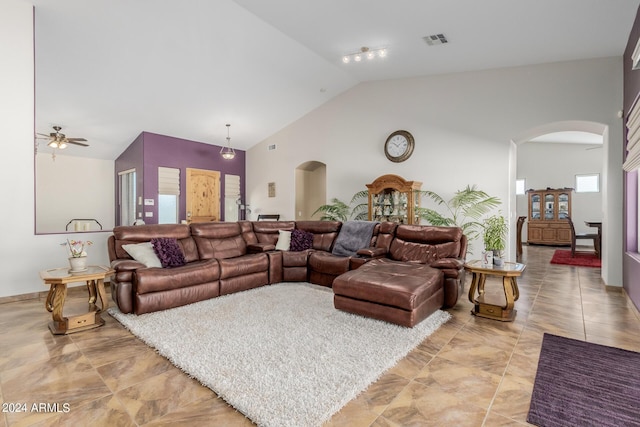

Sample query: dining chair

[567,217,600,258]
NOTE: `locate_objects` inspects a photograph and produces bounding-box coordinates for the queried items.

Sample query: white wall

[247,57,624,285]
[0,0,111,298]
[516,142,604,240]
[36,152,115,233]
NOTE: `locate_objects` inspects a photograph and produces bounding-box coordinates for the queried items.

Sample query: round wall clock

[384,130,415,163]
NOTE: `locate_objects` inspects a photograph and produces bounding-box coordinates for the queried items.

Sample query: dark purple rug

[527,333,640,427]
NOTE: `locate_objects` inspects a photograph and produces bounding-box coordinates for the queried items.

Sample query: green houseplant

[312,190,369,221]
[417,185,502,244]
[483,214,508,266]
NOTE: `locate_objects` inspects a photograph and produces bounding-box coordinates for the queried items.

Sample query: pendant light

[220,123,236,160]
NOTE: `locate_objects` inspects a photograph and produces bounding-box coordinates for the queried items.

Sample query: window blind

[624,95,640,172]
[225,174,241,198]
[158,167,180,195]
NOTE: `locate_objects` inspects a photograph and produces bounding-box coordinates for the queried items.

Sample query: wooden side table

[465,260,526,322]
[40,265,114,335]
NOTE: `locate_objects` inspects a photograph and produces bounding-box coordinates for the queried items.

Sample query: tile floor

[1,245,639,426]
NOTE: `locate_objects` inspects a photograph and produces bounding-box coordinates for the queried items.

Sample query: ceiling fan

[36,125,89,149]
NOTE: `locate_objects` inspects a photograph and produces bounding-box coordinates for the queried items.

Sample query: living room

[2,0,640,425]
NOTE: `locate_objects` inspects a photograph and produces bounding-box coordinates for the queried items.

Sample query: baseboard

[0,282,111,305]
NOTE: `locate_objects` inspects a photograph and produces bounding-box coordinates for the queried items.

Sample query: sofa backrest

[190,222,247,260]
[389,225,464,263]
[109,224,199,263]
[374,222,397,252]
[248,221,296,245]
[294,221,341,252]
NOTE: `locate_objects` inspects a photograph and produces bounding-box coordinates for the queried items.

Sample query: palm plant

[417,185,501,243]
[312,190,369,221]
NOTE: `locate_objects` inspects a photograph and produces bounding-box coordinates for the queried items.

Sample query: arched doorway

[295,161,326,220]
[510,120,610,277]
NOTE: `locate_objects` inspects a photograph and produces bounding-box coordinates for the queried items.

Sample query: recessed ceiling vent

[268,144,276,151]
[423,34,448,46]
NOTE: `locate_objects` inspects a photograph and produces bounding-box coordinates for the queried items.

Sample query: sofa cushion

[333,258,443,311]
[218,253,269,279]
[290,229,313,251]
[275,230,292,251]
[135,259,220,294]
[151,238,187,268]
[122,242,162,268]
[295,221,341,252]
[390,225,463,263]
[191,222,248,260]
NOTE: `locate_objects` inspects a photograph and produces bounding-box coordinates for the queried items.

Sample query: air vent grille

[423,33,448,46]
[268,144,276,151]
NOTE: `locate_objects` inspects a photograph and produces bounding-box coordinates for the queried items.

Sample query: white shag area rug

[108,282,451,427]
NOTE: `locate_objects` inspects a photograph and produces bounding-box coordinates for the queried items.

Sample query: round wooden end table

[39,265,114,335]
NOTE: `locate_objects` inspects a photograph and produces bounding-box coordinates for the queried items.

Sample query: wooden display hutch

[526,188,573,245]
[367,174,422,224]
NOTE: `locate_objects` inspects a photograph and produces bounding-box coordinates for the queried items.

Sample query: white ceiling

[31,0,639,159]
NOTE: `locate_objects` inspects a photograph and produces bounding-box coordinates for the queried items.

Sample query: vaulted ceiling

[32,0,639,159]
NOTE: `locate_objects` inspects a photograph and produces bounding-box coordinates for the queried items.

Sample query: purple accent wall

[114,131,246,225]
[623,4,640,310]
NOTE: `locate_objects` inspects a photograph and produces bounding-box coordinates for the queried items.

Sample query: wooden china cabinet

[366,174,422,224]
[526,188,573,245]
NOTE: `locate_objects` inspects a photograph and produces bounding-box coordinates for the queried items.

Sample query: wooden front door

[186,168,220,223]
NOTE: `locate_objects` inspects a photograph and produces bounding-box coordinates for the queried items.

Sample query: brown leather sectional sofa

[107,220,467,326]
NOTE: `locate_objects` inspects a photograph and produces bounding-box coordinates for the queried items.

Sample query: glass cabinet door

[531,194,541,219]
[558,193,569,219]
[544,194,555,220]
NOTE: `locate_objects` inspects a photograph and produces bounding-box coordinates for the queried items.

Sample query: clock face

[384,130,414,162]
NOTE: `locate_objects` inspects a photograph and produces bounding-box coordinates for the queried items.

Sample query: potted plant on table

[62,239,93,272]
[482,214,508,266]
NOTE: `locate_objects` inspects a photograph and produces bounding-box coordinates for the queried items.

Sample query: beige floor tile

[0,245,635,426]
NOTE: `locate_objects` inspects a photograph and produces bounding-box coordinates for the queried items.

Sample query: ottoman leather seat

[333,258,444,327]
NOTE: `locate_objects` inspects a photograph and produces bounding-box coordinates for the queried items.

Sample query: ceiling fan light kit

[36,125,89,151]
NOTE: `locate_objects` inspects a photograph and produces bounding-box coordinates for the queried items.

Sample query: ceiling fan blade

[66,138,88,142]
[36,133,52,137]
[66,141,89,147]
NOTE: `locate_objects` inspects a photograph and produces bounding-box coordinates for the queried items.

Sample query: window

[158,167,180,224]
[118,169,136,226]
[576,174,599,193]
[516,179,526,195]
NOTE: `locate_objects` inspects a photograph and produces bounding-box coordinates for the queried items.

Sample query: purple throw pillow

[151,238,186,268]
[289,229,314,251]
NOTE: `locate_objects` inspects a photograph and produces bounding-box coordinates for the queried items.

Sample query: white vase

[69,256,88,272]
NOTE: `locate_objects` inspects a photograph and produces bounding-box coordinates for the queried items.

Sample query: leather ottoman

[333,258,444,327]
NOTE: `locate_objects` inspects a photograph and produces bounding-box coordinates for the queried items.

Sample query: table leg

[468,272,480,303]
[50,284,67,323]
[45,285,56,312]
[477,274,487,296]
[87,279,97,304]
[510,277,520,301]
[95,278,108,312]
[502,276,515,312]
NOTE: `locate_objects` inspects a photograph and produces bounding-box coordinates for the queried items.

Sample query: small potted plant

[483,214,508,266]
[62,239,93,272]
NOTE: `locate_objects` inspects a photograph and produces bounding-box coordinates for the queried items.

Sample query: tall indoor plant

[418,185,502,245]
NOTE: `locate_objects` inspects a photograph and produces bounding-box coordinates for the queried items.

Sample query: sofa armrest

[356,247,387,258]
[247,243,276,253]
[429,258,464,270]
[111,258,146,271]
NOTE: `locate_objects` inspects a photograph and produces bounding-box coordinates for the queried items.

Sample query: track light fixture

[342,46,387,64]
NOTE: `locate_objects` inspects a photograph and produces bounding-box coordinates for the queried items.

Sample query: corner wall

[247,57,624,284]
